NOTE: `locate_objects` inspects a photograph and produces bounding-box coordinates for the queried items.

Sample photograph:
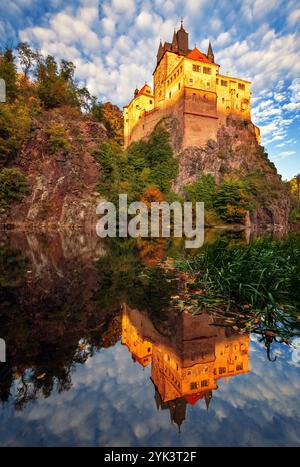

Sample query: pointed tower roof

[204,390,212,411]
[157,40,163,61]
[172,28,178,52]
[176,20,189,55]
[207,40,215,63]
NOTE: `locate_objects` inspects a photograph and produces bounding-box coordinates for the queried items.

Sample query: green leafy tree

[214,177,249,223]
[184,174,216,208]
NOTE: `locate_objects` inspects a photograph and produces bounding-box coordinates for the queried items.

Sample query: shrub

[45,123,71,154]
[0,168,29,208]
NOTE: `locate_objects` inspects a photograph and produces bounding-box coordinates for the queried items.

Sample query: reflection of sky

[0,336,299,447]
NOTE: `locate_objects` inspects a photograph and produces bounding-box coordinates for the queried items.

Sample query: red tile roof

[184,393,205,405]
[137,84,152,97]
[186,47,211,63]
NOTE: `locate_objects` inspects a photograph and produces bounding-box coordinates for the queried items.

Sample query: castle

[124,22,259,149]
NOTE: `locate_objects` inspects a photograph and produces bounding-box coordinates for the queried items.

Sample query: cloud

[287,8,300,25]
[273,150,296,161]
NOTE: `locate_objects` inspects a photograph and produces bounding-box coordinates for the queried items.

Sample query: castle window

[216,78,219,84]
[203,67,211,74]
[149,99,153,104]
[190,382,197,390]
[221,80,228,87]
[189,78,193,86]
[206,82,210,89]
[238,83,245,90]
[169,92,171,98]
[178,83,181,90]
[219,367,226,374]
[236,364,243,371]
[201,379,209,387]
[222,98,225,103]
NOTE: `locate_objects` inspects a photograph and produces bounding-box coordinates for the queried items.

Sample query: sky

[0,0,300,180]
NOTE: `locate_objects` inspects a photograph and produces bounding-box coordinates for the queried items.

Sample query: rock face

[0,108,106,229]
[162,116,290,230]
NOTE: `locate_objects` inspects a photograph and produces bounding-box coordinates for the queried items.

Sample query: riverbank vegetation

[173,234,300,346]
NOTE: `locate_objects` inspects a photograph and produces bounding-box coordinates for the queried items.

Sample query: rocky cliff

[0,107,106,229]
[164,116,290,230]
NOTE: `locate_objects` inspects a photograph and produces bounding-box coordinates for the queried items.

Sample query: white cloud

[287,8,300,25]
[273,150,296,161]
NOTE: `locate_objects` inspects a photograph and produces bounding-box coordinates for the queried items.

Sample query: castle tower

[176,21,189,55]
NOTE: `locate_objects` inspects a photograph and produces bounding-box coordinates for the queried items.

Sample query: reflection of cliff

[0,231,119,409]
[121,304,249,428]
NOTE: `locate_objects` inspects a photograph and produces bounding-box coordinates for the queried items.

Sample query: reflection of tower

[154,386,187,431]
[121,304,250,427]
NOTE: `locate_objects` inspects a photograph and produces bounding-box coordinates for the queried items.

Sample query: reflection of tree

[0,245,27,287]
[0,233,179,410]
[95,237,178,322]
[0,238,121,410]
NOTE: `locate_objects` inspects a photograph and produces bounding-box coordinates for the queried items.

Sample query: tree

[184,174,216,208]
[0,49,17,101]
[214,177,249,223]
[145,125,178,193]
[289,174,300,211]
[17,42,38,78]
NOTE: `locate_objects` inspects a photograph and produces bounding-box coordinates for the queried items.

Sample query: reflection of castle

[121,304,249,429]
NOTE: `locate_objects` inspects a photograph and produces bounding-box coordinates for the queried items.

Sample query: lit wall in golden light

[121,305,250,406]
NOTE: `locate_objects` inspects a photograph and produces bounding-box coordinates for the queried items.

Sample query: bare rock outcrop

[0,108,106,229]
[161,116,290,230]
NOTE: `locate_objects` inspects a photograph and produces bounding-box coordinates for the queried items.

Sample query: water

[0,230,299,447]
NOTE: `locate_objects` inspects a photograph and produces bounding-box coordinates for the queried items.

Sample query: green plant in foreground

[175,235,300,318]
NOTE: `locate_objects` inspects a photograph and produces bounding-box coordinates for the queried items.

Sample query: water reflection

[122,305,249,428]
[0,230,299,446]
